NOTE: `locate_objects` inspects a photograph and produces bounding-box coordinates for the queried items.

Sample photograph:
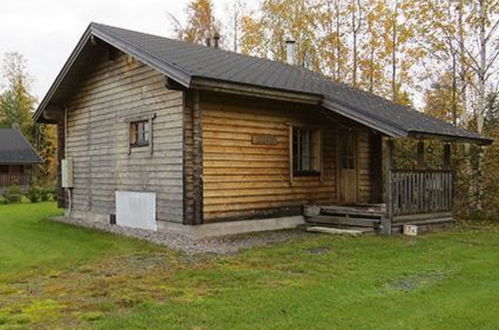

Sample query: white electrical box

[61,158,74,188]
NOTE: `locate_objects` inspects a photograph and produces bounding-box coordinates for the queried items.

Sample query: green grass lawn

[1,202,499,329]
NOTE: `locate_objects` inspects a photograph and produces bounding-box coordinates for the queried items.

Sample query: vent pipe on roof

[213,32,220,49]
[205,37,211,47]
[286,39,296,65]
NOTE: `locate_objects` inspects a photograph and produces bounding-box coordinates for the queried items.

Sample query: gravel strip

[53,217,310,254]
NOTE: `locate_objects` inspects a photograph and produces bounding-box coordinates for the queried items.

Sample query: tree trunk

[336,0,342,81]
[475,0,487,210]
[391,0,398,102]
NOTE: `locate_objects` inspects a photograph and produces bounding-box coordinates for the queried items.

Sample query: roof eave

[190,77,323,105]
[33,26,93,122]
[34,23,193,123]
[408,131,493,146]
[0,160,44,165]
[322,99,408,138]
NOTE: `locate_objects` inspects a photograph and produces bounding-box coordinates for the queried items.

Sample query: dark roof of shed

[34,23,492,145]
[0,129,43,164]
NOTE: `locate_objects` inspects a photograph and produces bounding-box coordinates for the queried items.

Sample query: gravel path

[53,217,310,254]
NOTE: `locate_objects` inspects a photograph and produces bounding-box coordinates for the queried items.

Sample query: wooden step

[306,215,380,228]
[320,206,384,218]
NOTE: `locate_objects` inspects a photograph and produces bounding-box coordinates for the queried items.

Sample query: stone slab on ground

[306,226,366,236]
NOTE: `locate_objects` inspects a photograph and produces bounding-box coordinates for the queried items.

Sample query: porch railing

[0,174,31,187]
[389,169,453,216]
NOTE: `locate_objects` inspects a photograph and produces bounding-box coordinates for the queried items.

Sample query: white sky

[0,0,230,101]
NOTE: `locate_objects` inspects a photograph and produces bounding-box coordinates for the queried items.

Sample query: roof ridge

[89,22,320,79]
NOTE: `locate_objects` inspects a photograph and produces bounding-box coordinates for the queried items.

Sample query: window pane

[293,129,299,172]
[137,123,143,142]
[292,127,320,174]
[130,123,137,144]
[130,121,150,146]
[144,122,149,141]
[340,133,355,169]
[301,130,310,171]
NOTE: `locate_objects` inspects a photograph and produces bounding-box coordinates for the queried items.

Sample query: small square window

[130,120,150,147]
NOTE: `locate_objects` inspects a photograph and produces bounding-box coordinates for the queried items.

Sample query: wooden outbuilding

[0,128,42,192]
[34,23,492,236]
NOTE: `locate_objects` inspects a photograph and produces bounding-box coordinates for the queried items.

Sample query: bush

[40,187,53,201]
[467,209,499,223]
[25,185,41,203]
[3,185,24,204]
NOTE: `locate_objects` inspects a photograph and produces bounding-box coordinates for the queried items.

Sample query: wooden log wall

[199,93,377,222]
[57,116,66,208]
[65,52,184,223]
[358,130,376,202]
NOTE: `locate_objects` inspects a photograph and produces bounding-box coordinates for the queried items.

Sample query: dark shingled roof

[0,129,43,164]
[34,23,492,145]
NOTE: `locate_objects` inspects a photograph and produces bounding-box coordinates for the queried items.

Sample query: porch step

[320,205,385,218]
[307,215,380,228]
[306,226,370,236]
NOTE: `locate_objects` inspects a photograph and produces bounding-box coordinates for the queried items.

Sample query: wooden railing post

[381,138,394,235]
[417,140,425,169]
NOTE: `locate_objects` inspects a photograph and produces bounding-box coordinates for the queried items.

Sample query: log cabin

[0,128,42,192]
[34,23,492,237]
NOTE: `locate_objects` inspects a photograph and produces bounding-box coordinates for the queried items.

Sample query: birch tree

[359,0,389,94]
[349,0,364,87]
[224,0,247,52]
[317,0,348,81]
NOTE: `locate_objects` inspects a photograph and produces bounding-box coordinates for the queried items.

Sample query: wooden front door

[338,130,358,204]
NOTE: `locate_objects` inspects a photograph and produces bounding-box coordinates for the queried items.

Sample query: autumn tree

[358,0,385,93]
[240,0,320,69]
[424,72,465,123]
[317,0,349,82]
[168,0,220,45]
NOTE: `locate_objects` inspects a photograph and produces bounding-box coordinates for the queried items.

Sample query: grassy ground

[1,202,499,329]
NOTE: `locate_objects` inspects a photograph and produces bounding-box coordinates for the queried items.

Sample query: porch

[0,174,32,192]
[0,164,34,191]
[305,139,456,235]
